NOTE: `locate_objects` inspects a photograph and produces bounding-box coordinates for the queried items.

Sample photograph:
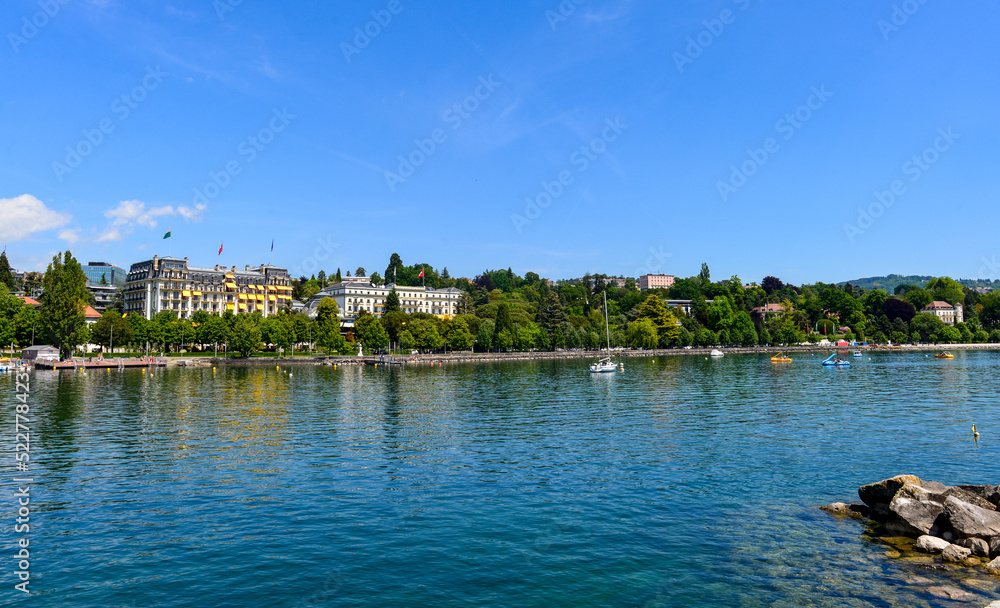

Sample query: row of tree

[7,250,1000,358]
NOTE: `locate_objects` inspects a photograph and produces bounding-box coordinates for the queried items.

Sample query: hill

[838,274,999,292]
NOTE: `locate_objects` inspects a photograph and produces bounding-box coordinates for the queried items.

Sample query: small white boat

[589,291,617,374]
[710,349,724,358]
[852,351,863,358]
[590,357,617,373]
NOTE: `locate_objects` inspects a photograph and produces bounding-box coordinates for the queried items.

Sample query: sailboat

[590,291,617,373]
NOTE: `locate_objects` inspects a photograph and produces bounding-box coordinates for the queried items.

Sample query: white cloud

[99,200,207,241]
[0,194,73,242]
[58,228,81,244]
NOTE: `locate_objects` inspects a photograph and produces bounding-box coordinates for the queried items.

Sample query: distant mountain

[838,274,1000,292]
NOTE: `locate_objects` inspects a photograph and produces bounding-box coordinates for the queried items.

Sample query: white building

[305,282,464,322]
[922,301,964,326]
[124,256,293,320]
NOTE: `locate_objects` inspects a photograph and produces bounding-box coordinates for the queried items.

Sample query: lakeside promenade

[189,342,1000,368]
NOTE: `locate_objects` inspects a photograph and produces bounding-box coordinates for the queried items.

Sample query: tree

[335,268,342,283]
[384,289,401,313]
[761,276,784,295]
[0,251,13,291]
[370,271,383,286]
[884,298,917,324]
[636,295,681,346]
[317,270,327,288]
[39,251,91,358]
[910,313,945,341]
[476,319,495,351]
[627,318,658,349]
[314,298,346,355]
[904,288,933,311]
[978,291,1000,329]
[14,305,39,347]
[355,315,389,351]
[262,315,293,355]
[493,302,514,343]
[408,318,444,351]
[706,296,735,332]
[926,277,964,305]
[730,311,758,346]
[699,263,711,283]
[446,317,474,350]
[90,311,132,352]
[356,267,366,278]
[199,316,229,353]
[385,253,403,284]
[99,272,108,286]
[229,314,262,357]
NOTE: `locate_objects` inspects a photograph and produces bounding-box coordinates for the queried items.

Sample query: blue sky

[2,0,998,285]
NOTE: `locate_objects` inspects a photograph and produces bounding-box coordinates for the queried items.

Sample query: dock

[33,358,167,370]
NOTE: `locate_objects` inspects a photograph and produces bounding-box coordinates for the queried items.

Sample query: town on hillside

[2,250,1000,360]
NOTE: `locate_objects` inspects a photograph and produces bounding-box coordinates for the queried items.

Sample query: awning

[182,290,192,297]
[238,294,247,300]
[225,282,237,289]
[256,304,264,310]
[227,303,235,310]
[225,272,235,279]
[268,295,277,301]
[238,303,247,310]
[192,291,203,296]
[256,285,265,290]
[256,294,264,301]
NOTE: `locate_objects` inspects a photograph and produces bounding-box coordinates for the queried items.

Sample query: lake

[4,351,999,607]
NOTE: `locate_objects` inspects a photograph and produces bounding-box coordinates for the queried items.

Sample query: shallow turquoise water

[2,351,999,607]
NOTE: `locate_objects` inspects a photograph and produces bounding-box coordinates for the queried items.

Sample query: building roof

[22,345,58,352]
[85,305,102,319]
[923,301,955,310]
[752,303,786,314]
[18,296,40,307]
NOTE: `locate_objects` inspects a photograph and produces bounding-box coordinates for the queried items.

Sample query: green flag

[163,228,171,239]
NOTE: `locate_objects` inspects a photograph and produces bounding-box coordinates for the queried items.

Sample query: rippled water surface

[3,351,999,607]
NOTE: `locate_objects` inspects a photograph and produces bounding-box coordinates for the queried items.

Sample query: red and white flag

[418,269,424,278]
[218,242,223,255]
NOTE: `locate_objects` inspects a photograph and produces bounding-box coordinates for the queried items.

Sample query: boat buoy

[276,366,279,371]
[142,369,146,374]
[973,424,980,439]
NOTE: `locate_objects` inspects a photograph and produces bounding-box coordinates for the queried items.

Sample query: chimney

[245,265,250,271]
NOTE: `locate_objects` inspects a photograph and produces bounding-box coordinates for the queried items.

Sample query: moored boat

[770,352,792,363]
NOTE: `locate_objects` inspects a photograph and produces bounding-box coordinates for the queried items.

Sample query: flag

[270,239,274,252]
[163,228,171,239]
[418,269,424,278]
[218,242,223,255]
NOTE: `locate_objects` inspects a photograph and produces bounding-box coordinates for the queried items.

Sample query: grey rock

[956,484,1000,509]
[942,543,972,563]
[916,535,951,553]
[888,483,946,536]
[926,586,976,601]
[985,601,1000,608]
[859,475,922,520]
[956,537,990,557]
[820,502,870,519]
[991,536,1000,557]
[985,556,1000,575]
[944,495,1000,539]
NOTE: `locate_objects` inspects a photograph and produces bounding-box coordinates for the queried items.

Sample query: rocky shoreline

[823,475,1000,605]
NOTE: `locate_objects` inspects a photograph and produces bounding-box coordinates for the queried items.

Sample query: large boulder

[955,537,990,557]
[991,536,1000,557]
[859,475,922,520]
[985,556,1000,576]
[915,535,951,553]
[956,484,1000,509]
[887,482,947,536]
[943,496,1000,539]
[941,543,972,563]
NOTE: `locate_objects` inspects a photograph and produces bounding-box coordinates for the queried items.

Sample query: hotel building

[638,274,675,290]
[124,255,293,320]
[306,281,465,322]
